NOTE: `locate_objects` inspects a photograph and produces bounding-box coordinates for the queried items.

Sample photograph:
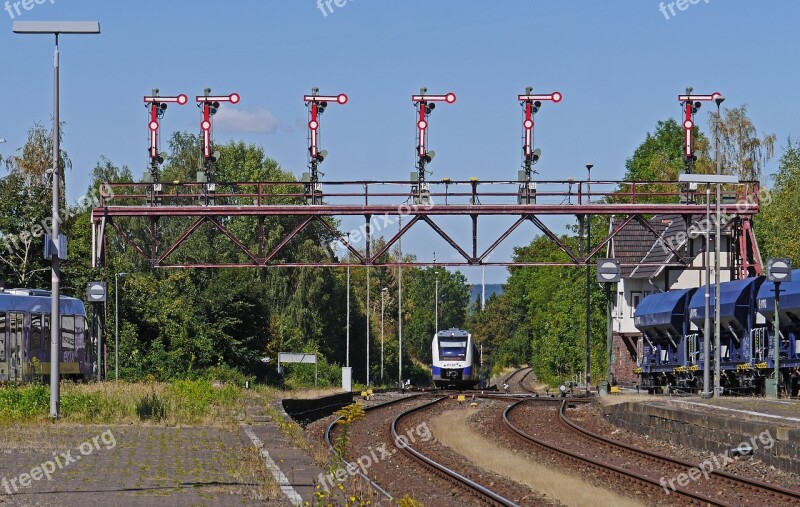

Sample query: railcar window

[62,315,75,351]
[75,316,86,349]
[43,315,50,353]
[10,313,23,358]
[31,314,43,353]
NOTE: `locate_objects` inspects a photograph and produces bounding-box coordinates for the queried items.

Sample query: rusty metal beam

[156,216,208,266]
[92,203,757,219]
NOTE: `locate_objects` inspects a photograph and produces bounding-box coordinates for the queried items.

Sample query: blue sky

[1,0,797,283]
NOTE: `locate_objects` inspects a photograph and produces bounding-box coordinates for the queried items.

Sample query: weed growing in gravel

[333,403,366,458]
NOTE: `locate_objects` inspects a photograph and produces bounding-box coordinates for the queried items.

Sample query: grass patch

[0,380,248,426]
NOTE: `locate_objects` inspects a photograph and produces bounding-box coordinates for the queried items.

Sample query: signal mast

[303,88,348,204]
[517,87,562,204]
[411,88,456,205]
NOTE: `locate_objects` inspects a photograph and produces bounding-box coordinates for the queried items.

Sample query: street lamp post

[13,21,100,419]
[381,287,387,384]
[114,272,128,382]
[679,173,739,397]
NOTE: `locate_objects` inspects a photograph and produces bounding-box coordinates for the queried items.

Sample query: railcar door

[8,312,24,383]
[0,313,7,381]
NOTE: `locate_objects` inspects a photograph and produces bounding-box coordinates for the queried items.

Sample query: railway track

[503,399,800,506]
[391,397,520,506]
[324,392,426,502]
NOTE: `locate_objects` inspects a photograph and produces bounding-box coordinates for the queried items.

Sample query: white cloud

[213,107,280,134]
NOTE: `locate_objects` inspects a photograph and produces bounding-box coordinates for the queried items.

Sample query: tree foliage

[755,139,800,263]
[709,104,776,182]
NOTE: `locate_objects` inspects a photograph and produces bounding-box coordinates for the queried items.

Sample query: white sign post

[278,352,318,386]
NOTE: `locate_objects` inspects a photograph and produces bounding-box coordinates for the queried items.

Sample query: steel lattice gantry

[90,179,763,277]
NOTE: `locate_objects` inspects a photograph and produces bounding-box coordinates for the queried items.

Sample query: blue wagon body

[0,289,91,382]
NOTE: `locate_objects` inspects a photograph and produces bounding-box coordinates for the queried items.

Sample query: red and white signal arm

[196,92,240,159]
[412,92,456,157]
[143,94,188,160]
[303,93,348,159]
[678,91,722,157]
[518,91,562,157]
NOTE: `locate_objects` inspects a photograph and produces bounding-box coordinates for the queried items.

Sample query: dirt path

[430,408,645,507]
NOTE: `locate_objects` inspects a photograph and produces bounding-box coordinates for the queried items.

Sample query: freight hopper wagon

[757,270,800,396]
[686,277,765,394]
[634,288,699,393]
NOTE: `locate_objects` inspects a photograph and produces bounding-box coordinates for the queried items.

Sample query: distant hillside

[470,284,503,305]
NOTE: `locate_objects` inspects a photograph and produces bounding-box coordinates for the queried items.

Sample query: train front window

[439,338,467,361]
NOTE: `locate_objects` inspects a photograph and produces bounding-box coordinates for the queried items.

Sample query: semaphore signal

[411,88,456,205]
[303,89,347,204]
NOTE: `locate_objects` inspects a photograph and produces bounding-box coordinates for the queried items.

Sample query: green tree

[709,104,776,182]
[755,139,800,263]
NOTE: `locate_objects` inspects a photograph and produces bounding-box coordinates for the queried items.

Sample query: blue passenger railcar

[431,328,479,389]
[0,289,91,383]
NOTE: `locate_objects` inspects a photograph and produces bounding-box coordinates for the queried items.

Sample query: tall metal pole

[606,283,613,385]
[585,165,592,391]
[713,97,724,398]
[366,266,370,385]
[435,271,439,332]
[775,282,781,398]
[381,288,386,384]
[115,273,126,382]
[481,264,486,311]
[50,34,61,418]
[702,183,712,397]
[346,263,350,368]
[398,216,403,388]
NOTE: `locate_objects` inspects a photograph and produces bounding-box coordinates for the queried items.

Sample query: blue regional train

[0,288,91,383]
[431,328,479,388]
[633,270,800,395]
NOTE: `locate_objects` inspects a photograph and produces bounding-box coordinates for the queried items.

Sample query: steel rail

[324,392,426,501]
[503,399,732,506]
[392,396,519,507]
[558,400,800,504]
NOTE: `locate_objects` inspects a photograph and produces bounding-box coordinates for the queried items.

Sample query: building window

[616,292,624,318]
[631,292,642,317]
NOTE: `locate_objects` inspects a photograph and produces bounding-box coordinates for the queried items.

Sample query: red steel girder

[92,202,757,219]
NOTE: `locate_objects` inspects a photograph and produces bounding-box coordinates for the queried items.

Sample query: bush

[0,385,49,420]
